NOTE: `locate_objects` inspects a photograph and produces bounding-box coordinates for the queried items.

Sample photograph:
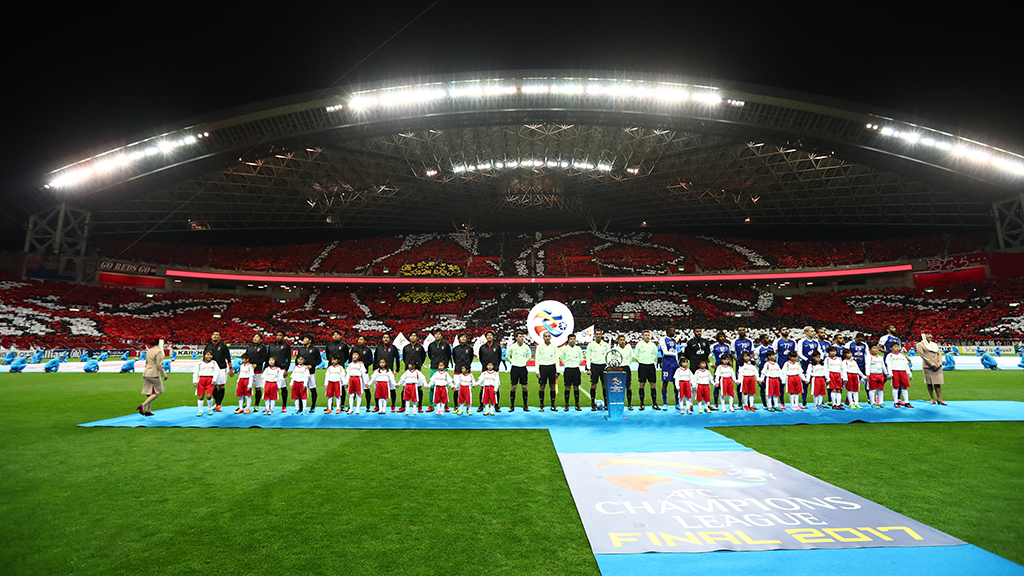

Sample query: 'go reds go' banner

[99,260,158,275]
[558,450,962,554]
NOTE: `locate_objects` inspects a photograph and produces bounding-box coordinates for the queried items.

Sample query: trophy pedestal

[604,367,626,420]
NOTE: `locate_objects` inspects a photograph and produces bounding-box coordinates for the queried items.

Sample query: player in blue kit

[815,327,832,359]
[879,324,901,360]
[797,326,820,406]
[731,327,755,407]
[732,327,754,366]
[773,327,797,366]
[848,333,869,375]
[659,327,680,408]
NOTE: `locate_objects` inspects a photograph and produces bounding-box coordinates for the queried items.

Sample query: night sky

[3,4,1020,184]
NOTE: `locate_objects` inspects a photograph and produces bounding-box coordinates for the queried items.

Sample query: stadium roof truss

[26,71,1024,236]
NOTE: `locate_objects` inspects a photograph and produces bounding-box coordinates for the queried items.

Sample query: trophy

[605,348,623,368]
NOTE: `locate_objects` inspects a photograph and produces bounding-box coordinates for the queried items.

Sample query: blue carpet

[595,544,1024,576]
[706,400,1024,427]
[80,400,1024,430]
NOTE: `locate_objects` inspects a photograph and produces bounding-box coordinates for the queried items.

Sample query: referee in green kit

[507,331,532,412]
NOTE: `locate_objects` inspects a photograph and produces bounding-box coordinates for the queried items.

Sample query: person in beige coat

[139,337,168,416]
[917,331,946,406]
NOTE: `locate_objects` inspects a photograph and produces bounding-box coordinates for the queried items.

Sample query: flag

[393,332,409,351]
[576,325,595,344]
[423,333,435,348]
[473,334,488,357]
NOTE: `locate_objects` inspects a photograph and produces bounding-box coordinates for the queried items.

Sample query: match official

[506,332,531,412]
[535,331,558,412]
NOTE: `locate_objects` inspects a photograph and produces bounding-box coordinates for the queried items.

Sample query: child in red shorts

[428,361,453,416]
[782,351,806,411]
[290,356,310,415]
[805,351,828,410]
[824,346,846,410]
[345,351,368,415]
[324,356,344,414]
[842,349,865,409]
[714,356,737,412]
[454,363,476,415]
[235,353,253,414]
[673,364,693,415]
[372,358,395,414]
[193,350,217,417]
[398,364,427,415]
[737,350,760,411]
[693,360,713,414]
[261,357,282,415]
[885,342,914,408]
[759,350,784,412]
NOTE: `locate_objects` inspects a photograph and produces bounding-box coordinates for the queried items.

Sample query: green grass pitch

[0,369,1021,574]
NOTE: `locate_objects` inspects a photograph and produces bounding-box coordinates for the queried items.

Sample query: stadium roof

[18,70,1024,236]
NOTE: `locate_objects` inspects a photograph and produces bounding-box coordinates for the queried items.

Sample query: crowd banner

[559,450,963,554]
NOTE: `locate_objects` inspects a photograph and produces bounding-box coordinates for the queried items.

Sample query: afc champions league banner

[526,300,574,346]
[559,450,963,555]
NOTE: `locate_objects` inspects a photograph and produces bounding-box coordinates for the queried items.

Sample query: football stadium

[1,18,1022,576]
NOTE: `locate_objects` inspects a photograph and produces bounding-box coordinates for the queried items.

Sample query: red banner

[98,272,166,289]
[913,266,986,289]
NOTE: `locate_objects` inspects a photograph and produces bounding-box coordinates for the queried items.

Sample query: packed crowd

[2,269,1021,352]
[94,232,990,277]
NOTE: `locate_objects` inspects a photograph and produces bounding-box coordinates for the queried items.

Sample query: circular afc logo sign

[526,300,575,346]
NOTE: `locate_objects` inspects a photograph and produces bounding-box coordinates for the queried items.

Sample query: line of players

[190,323,913,416]
[656,323,913,414]
[193,329,511,415]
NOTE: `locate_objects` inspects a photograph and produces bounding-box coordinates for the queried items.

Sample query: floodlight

[48,167,94,188]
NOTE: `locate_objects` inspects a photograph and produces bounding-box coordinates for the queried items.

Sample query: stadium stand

[94,232,993,278]
[3,260,1021,351]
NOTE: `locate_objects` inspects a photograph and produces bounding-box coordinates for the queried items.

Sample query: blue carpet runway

[80,401,1024,576]
[80,400,1024,431]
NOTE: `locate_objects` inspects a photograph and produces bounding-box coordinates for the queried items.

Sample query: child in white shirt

[865,344,891,408]
[759,350,784,412]
[290,356,311,415]
[454,364,476,415]
[193,350,218,417]
[781,351,806,411]
[398,364,427,415]
[885,343,914,408]
[345,351,369,414]
[823,347,847,410]
[692,360,713,414]
[372,358,396,414]
[673,364,693,414]
[428,362,454,416]
[260,357,283,415]
[324,356,345,414]
[737,351,760,411]
[842,349,866,409]
[805,351,828,410]
[235,353,254,414]
[714,357,737,412]
[477,362,500,415]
